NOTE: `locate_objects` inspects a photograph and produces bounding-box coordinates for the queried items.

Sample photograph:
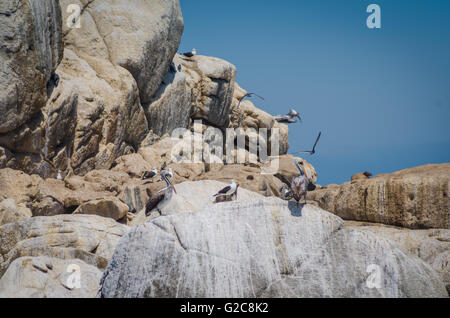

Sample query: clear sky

[178,0,450,185]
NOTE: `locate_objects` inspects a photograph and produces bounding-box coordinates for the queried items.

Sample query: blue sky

[179,0,450,185]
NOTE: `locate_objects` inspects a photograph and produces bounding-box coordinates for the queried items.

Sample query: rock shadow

[288,201,305,217]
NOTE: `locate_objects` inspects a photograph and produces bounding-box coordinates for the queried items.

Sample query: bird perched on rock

[292,132,322,155]
[145,168,176,216]
[56,170,63,180]
[182,48,197,58]
[213,179,240,202]
[280,184,293,200]
[274,108,302,124]
[141,168,158,182]
[351,171,373,181]
[237,93,265,108]
[291,159,311,206]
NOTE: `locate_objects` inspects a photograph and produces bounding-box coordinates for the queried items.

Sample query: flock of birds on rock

[141,48,325,213]
[143,164,241,216]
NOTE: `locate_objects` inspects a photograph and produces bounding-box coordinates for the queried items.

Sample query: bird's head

[168,168,174,179]
[152,167,158,174]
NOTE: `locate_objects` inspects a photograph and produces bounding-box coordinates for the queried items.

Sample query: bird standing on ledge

[142,168,158,182]
[213,179,240,202]
[145,168,177,216]
[182,48,197,58]
[291,159,310,206]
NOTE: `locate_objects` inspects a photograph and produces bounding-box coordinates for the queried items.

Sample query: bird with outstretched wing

[292,132,322,155]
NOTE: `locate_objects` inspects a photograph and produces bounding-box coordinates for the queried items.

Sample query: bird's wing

[214,186,231,196]
[145,191,165,215]
[312,132,322,151]
[249,93,265,100]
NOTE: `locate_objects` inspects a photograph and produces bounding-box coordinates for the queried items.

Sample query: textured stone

[345,221,450,285]
[0,0,63,133]
[99,194,447,298]
[73,198,130,221]
[0,214,129,277]
[0,256,101,298]
[0,199,32,226]
[308,164,450,229]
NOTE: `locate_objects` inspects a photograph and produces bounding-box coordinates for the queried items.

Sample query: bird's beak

[173,186,177,194]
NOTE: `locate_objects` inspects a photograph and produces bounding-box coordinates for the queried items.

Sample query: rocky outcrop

[0,214,129,278]
[308,164,450,229]
[0,0,184,177]
[99,190,447,298]
[0,199,32,226]
[0,0,63,134]
[73,198,129,221]
[345,221,450,286]
[0,256,101,298]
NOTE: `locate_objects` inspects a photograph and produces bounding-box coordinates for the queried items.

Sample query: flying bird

[290,159,311,206]
[213,179,240,200]
[274,115,299,124]
[182,48,197,58]
[237,93,265,108]
[141,168,158,181]
[274,108,302,124]
[293,132,322,155]
[145,169,177,216]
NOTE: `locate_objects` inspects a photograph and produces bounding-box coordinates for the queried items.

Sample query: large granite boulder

[308,164,450,229]
[0,214,129,277]
[0,199,32,226]
[0,0,63,134]
[345,221,450,286]
[0,256,101,298]
[99,191,447,298]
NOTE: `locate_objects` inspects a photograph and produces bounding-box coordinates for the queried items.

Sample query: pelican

[237,93,264,108]
[291,159,310,206]
[141,168,158,181]
[182,48,197,58]
[292,132,322,155]
[213,180,240,200]
[145,169,176,216]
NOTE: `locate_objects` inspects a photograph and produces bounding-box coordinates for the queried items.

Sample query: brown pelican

[141,168,158,181]
[293,132,322,155]
[213,180,240,200]
[237,93,265,108]
[291,159,310,206]
[182,48,197,57]
[145,169,176,216]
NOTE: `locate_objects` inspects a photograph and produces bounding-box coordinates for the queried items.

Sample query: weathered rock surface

[0,256,101,298]
[100,194,447,298]
[73,198,129,221]
[0,0,63,134]
[345,221,450,285]
[0,199,32,226]
[308,164,450,229]
[174,54,236,128]
[0,214,129,278]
